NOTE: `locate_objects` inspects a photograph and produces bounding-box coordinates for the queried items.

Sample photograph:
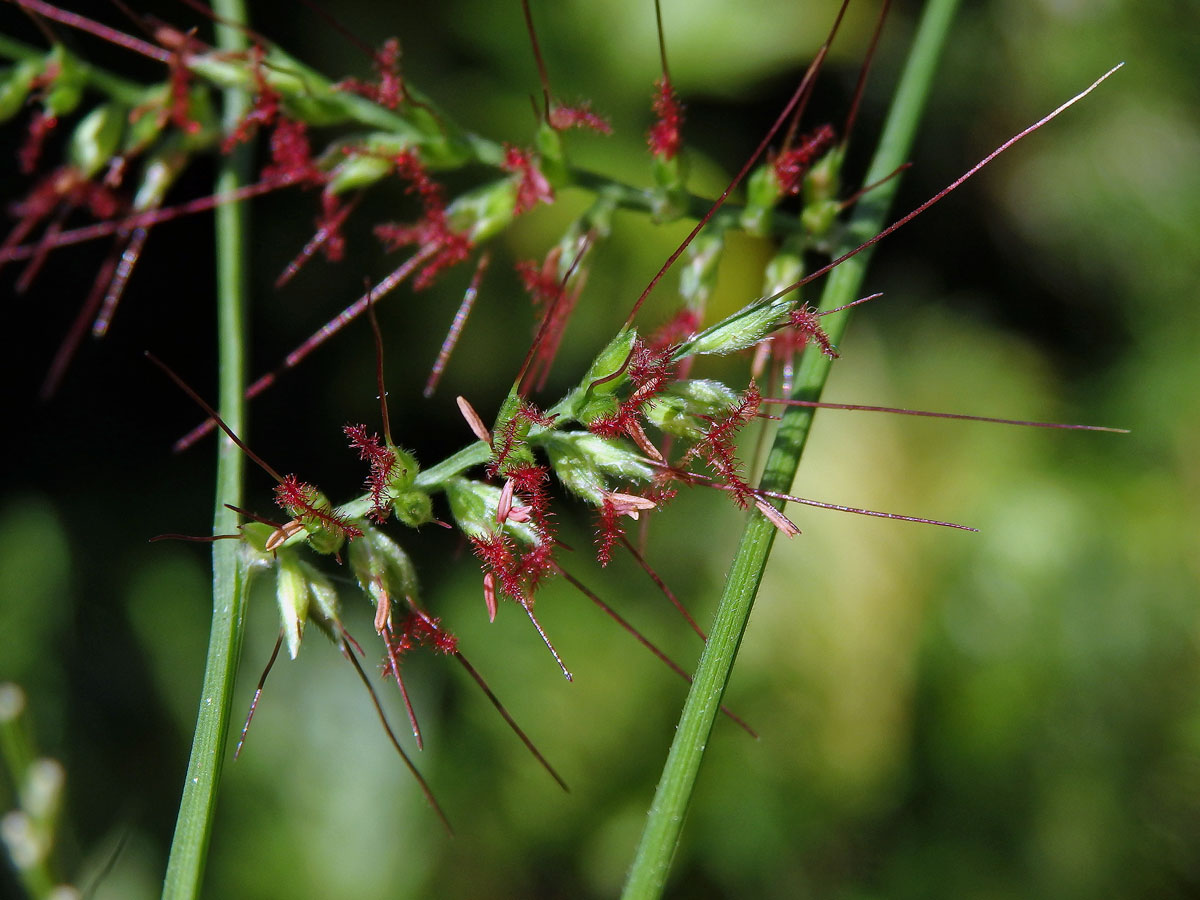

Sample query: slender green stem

[415,440,494,489]
[621,0,961,895]
[1,28,800,266]
[161,1,251,898]
[568,169,804,236]
[0,33,150,104]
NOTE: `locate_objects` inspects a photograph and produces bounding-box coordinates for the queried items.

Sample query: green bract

[446,177,519,245]
[535,120,568,187]
[349,527,419,611]
[386,446,420,493]
[803,144,842,208]
[274,549,344,658]
[800,146,843,239]
[552,329,638,425]
[239,522,274,557]
[540,431,655,505]
[132,143,188,211]
[644,379,741,440]
[68,103,124,180]
[391,490,434,528]
[443,478,539,545]
[762,243,804,296]
[801,200,839,238]
[42,46,84,118]
[325,148,395,195]
[679,226,725,307]
[278,486,347,557]
[650,151,687,221]
[0,59,40,123]
[380,445,434,527]
[490,393,539,474]
[122,91,170,155]
[741,162,782,236]
[584,328,637,393]
[677,295,793,359]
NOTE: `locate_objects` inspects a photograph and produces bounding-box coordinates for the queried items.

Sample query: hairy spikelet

[344,425,398,522]
[681,382,761,508]
[648,76,684,160]
[274,475,364,541]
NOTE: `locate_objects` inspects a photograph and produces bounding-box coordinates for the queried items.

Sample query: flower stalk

[161,0,251,897]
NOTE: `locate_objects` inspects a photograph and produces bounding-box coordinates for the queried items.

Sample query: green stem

[620,0,961,895]
[415,441,494,489]
[0,33,151,104]
[161,1,251,898]
[568,169,804,236]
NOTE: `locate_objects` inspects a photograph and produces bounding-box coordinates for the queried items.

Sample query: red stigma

[316,191,348,262]
[680,382,762,509]
[374,150,471,290]
[274,475,364,541]
[262,118,321,185]
[18,111,58,175]
[344,425,399,523]
[222,46,281,152]
[788,305,839,359]
[548,101,612,134]
[772,124,836,196]
[501,144,554,215]
[588,340,676,451]
[336,38,407,110]
[648,76,684,160]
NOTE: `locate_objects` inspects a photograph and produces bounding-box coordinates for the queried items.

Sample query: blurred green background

[2,0,1198,897]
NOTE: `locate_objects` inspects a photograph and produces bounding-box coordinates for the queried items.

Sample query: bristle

[234,633,284,759]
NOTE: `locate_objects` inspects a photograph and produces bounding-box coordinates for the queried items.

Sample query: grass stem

[620,0,961,895]
[161,1,252,897]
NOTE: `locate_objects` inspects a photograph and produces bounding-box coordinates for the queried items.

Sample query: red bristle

[262,118,321,185]
[647,307,701,350]
[275,191,356,289]
[587,339,675,447]
[788,305,839,358]
[274,475,364,541]
[336,37,407,109]
[166,35,201,135]
[772,123,836,196]
[221,45,280,152]
[514,236,593,394]
[595,497,622,567]
[501,145,553,214]
[373,150,472,289]
[648,76,684,160]
[344,424,398,523]
[488,403,555,479]
[18,110,57,176]
[470,532,525,605]
[547,102,612,134]
[681,383,762,508]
